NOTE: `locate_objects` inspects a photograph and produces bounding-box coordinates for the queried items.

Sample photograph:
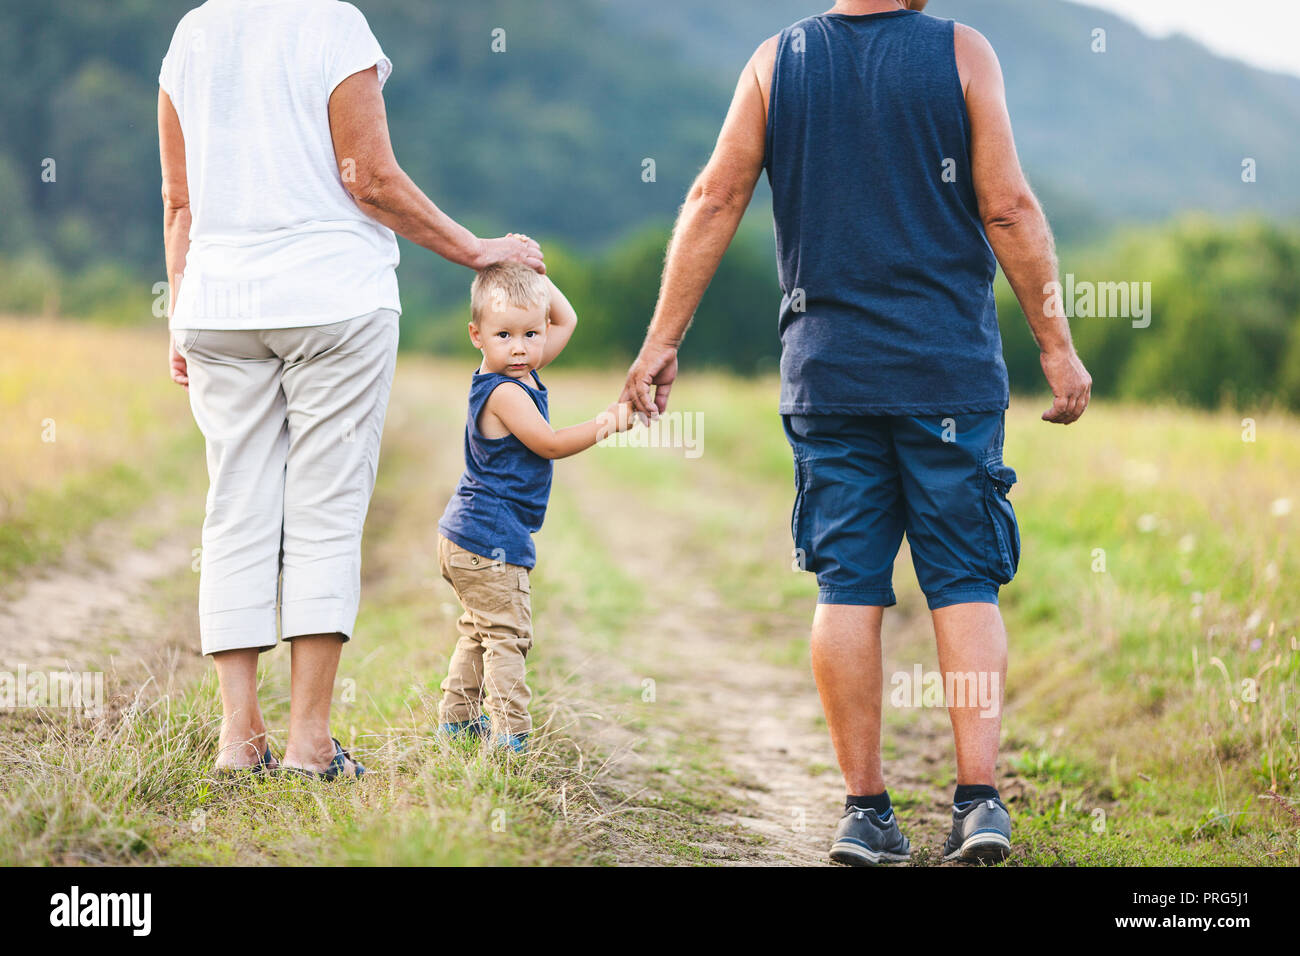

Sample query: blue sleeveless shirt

[764,10,1009,415]
[438,367,553,569]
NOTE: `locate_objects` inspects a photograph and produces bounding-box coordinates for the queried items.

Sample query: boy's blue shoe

[439,715,491,740]
[494,733,528,753]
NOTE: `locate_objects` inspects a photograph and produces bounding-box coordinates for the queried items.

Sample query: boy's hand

[596,401,636,439]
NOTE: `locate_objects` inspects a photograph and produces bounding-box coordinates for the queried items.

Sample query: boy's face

[470,301,548,378]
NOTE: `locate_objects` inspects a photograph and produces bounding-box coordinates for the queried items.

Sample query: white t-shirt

[160,0,401,330]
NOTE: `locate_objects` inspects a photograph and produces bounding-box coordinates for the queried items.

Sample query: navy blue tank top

[438,367,553,569]
[764,10,1009,415]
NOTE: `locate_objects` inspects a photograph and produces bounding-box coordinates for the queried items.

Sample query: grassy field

[0,316,1296,865]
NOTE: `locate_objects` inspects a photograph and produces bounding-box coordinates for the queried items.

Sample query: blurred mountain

[605,0,1300,228]
[2,0,1297,279]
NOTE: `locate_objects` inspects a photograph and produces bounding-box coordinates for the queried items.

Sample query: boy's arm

[486,383,632,460]
[535,278,577,371]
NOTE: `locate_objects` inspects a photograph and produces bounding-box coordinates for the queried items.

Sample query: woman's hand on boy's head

[473,233,545,274]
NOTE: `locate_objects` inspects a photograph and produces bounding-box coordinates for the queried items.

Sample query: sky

[1066,0,1300,78]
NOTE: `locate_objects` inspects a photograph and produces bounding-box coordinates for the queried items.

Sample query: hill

[2,0,1297,282]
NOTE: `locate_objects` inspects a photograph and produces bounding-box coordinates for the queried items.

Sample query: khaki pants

[437,534,535,736]
[177,309,399,655]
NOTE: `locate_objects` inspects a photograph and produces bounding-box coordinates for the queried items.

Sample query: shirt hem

[779,398,1009,416]
[437,524,536,571]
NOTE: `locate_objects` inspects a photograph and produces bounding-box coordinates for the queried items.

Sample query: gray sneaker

[829,807,911,866]
[942,796,1012,864]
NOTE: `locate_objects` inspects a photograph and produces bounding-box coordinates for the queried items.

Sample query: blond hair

[470,262,550,327]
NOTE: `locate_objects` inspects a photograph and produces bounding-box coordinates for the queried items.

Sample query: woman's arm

[158,88,191,388]
[535,278,577,371]
[328,67,544,274]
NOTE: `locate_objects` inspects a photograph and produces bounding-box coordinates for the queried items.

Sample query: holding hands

[597,400,638,440]
[620,337,679,425]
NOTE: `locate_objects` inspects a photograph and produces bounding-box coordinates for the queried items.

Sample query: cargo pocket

[514,569,533,638]
[447,548,514,615]
[984,459,1020,585]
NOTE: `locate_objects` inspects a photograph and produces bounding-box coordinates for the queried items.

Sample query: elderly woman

[158,0,543,777]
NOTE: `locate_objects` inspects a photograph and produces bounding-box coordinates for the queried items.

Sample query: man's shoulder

[754,32,781,66]
[952,21,997,61]
[749,33,781,106]
[950,21,1000,95]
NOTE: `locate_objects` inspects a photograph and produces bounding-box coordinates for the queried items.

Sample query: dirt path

[0,367,1023,866]
[0,494,202,684]
[561,449,1022,866]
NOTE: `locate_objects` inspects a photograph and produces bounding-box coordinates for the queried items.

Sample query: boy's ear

[467,322,480,347]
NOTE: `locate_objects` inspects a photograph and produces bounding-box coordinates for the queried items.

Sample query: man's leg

[782,413,910,864]
[811,604,885,795]
[815,601,913,865]
[932,602,1007,786]
[893,411,1018,861]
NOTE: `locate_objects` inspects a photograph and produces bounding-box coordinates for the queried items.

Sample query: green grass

[0,356,744,866]
[559,371,1300,865]
[0,434,201,585]
[3,332,1297,865]
[0,317,203,585]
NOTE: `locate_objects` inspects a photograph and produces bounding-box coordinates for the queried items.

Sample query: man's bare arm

[620,37,775,417]
[959,24,1091,424]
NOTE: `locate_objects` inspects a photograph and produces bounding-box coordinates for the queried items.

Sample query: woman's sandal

[281,737,365,781]
[215,745,278,778]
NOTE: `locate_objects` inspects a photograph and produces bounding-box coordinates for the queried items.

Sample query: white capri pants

[175,309,399,655]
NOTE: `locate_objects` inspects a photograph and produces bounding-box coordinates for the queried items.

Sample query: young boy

[436,260,635,752]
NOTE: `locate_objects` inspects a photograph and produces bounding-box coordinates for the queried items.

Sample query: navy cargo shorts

[781,411,1020,610]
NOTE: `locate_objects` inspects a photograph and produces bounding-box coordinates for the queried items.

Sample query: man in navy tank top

[438,257,636,752]
[621,1,1092,865]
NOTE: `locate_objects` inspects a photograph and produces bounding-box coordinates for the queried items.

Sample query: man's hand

[620,340,678,422]
[473,233,545,274]
[170,335,189,390]
[1039,347,1091,424]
